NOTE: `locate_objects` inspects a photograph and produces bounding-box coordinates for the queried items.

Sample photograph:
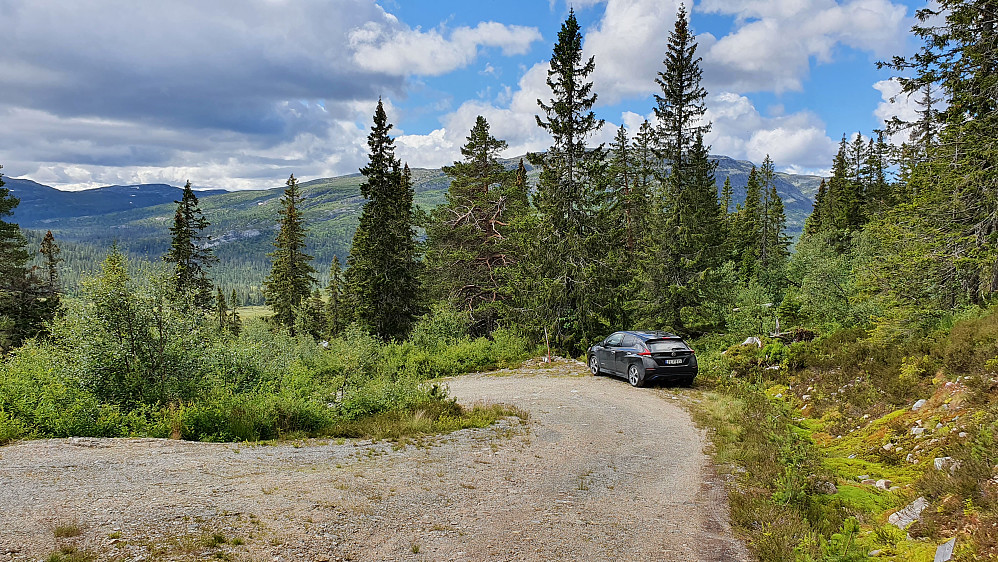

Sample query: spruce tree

[871,0,998,309]
[523,9,613,353]
[264,174,316,334]
[760,167,790,298]
[345,100,422,341]
[654,4,709,173]
[826,136,863,232]
[40,230,61,294]
[0,166,28,286]
[804,179,828,236]
[721,176,733,215]
[215,287,229,332]
[608,125,636,254]
[735,166,763,277]
[324,256,348,338]
[163,180,216,309]
[634,4,723,332]
[228,289,241,335]
[0,165,56,350]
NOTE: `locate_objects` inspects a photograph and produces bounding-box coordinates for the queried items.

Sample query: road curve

[0,362,749,561]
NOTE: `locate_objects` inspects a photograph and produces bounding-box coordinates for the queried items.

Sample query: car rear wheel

[627,364,643,387]
[589,355,602,376]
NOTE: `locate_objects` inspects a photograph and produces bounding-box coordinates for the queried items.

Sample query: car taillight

[639,350,651,356]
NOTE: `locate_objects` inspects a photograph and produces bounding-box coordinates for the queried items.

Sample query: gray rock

[934,457,953,471]
[861,479,877,486]
[883,443,894,451]
[889,497,928,529]
[815,481,838,495]
[912,427,926,435]
[875,479,892,490]
[934,538,955,562]
[912,399,927,411]
[868,550,881,557]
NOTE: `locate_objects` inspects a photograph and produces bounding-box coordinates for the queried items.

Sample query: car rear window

[647,339,689,352]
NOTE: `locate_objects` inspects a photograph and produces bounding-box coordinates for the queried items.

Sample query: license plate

[664,358,683,365]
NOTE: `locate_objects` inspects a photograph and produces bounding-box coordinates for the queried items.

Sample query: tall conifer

[163,180,216,309]
[425,116,524,336]
[0,165,55,350]
[523,9,613,352]
[346,100,422,341]
[264,174,316,334]
[634,5,723,332]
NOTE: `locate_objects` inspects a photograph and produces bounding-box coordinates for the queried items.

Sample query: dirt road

[0,360,748,561]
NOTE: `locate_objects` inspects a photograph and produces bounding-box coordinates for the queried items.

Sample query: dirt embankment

[0,360,749,561]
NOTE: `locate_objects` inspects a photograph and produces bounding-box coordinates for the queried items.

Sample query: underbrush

[0,306,536,444]
[692,308,998,560]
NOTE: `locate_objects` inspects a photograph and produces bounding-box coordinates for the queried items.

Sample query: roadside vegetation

[691,306,998,561]
[0,249,533,444]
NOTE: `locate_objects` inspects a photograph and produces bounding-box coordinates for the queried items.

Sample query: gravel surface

[0,359,749,561]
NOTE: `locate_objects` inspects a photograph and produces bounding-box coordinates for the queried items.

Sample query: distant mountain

[4,178,226,224]
[5,155,822,302]
[709,155,823,235]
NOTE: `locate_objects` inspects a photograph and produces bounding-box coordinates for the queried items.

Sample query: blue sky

[0,0,926,190]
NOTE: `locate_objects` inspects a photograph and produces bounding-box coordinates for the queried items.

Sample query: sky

[0,0,927,191]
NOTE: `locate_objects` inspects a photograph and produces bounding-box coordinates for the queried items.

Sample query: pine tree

[522,9,613,352]
[264,174,316,334]
[346,100,422,341]
[163,181,216,309]
[425,116,525,336]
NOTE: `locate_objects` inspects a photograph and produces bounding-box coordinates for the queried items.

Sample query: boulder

[889,497,928,529]
[912,399,927,411]
[934,538,956,562]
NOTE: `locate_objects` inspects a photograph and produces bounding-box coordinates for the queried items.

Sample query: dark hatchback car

[587,331,697,387]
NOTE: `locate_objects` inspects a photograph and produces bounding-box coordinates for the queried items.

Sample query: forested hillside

[7,155,820,304]
[1,1,997,561]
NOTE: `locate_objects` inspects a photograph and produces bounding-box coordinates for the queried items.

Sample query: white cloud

[706,92,837,171]
[699,0,908,92]
[349,20,543,77]
[873,78,934,144]
[395,64,555,168]
[582,0,683,103]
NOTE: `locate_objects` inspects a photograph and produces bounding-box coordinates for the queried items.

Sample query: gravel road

[0,360,749,561]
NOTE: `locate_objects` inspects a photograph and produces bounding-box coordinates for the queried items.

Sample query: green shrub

[0,407,26,443]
